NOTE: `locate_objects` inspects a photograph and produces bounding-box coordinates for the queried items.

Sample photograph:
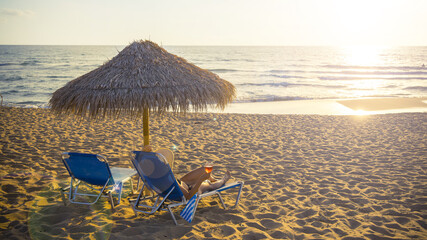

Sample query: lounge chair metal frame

[129,151,244,225]
[131,182,188,224]
[60,152,138,209]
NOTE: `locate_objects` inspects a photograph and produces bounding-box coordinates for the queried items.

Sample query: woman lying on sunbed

[143,145,231,200]
[177,167,231,200]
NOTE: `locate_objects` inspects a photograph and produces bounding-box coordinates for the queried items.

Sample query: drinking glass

[204,162,213,173]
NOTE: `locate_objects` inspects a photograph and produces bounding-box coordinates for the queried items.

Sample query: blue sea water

[0,45,426,108]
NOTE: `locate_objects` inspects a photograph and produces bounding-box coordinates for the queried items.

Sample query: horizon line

[0,43,426,47]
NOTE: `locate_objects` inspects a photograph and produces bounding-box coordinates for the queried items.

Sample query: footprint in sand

[255,213,280,219]
[217,225,236,237]
[295,209,317,219]
[260,219,282,229]
[346,219,361,229]
[2,184,18,193]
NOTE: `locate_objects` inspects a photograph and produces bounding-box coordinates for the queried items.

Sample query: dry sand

[0,107,426,239]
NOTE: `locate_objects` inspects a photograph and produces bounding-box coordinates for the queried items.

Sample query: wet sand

[209,97,427,116]
[0,107,426,239]
[337,98,427,112]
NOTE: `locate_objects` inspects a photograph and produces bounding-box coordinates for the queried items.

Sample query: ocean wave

[234,94,424,104]
[13,101,48,108]
[46,75,71,79]
[0,63,15,67]
[269,69,307,74]
[0,76,24,81]
[215,58,232,62]
[2,89,47,97]
[319,76,427,81]
[20,60,40,66]
[22,92,38,97]
[0,60,40,67]
[2,90,19,94]
[269,69,288,73]
[261,73,305,79]
[214,58,257,63]
[234,96,310,103]
[404,86,427,92]
[269,69,427,77]
[208,69,239,73]
[237,82,345,89]
[16,101,45,105]
[237,82,291,87]
[337,70,427,75]
[322,64,426,71]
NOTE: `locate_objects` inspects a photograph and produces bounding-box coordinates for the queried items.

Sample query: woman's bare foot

[223,170,231,184]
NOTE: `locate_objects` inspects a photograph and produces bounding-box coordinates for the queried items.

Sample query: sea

[0,45,426,108]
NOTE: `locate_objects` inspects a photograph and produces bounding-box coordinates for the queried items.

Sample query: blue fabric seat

[60,152,138,208]
[130,151,244,224]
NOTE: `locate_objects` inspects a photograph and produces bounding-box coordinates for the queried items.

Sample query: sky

[0,0,426,46]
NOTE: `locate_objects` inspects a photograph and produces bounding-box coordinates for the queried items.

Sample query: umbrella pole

[143,108,150,146]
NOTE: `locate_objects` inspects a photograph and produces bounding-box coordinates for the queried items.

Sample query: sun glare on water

[342,45,385,67]
[339,45,389,98]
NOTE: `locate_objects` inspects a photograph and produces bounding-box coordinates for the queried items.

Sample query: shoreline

[212,97,427,115]
[1,107,426,239]
[3,97,427,116]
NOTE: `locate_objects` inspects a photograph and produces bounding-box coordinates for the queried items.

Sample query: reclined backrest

[132,151,184,201]
[62,152,113,186]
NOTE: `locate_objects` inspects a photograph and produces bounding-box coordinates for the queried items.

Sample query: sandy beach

[0,106,426,239]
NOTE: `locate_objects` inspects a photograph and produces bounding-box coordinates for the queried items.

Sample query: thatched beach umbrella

[49,40,235,146]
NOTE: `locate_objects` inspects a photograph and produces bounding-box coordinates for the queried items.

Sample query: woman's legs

[180,167,219,186]
[179,169,210,199]
[179,167,231,199]
[180,167,205,185]
[198,170,231,194]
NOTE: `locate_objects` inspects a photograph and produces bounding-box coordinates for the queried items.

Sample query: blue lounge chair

[130,151,244,225]
[60,152,138,208]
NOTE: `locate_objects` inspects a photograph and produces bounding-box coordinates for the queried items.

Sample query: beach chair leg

[60,188,68,206]
[131,177,140,195]
[133,209,138,217]
[130,185,143,216]
[216,192,226,209]
[108,192,115,209]
[129,178,134,194]
[233,182,244,208]
[167,206,179,225]
[129,177,139,195]
[72,181,81,201]
[134,183,145,206]
[69,179,81,201]
[136,178,140,194]
[116,183,123,205]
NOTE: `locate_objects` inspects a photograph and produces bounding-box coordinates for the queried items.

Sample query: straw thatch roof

[49,40,235,118]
